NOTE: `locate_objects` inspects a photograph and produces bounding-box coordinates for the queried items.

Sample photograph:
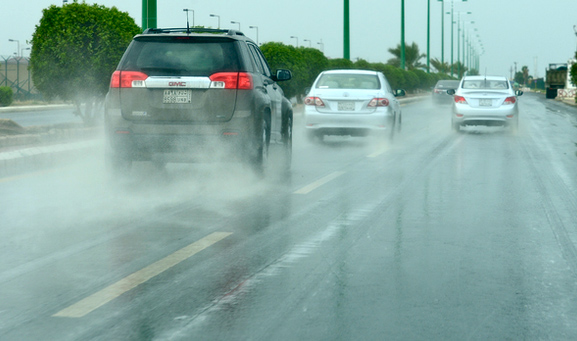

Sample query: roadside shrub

[0,86,13,107]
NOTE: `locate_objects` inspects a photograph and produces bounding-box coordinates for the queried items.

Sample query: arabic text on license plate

[338,101,355,111]
[479,99,492,106]
[163,89,192,104]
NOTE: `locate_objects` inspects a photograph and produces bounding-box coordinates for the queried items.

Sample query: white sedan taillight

[454,95,467,104]
[368,98,389,107]
[503,96,516,105]
[304,96,325,107]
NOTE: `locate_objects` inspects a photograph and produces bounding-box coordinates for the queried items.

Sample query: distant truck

[545,63,568,99]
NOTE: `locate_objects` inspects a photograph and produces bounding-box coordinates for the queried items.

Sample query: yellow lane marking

[293,171,346,195]
[53,231,233,318]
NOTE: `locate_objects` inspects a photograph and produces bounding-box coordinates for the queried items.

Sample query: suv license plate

[338,102,355,111]
[479,99,492,106]
[163,90,192,104]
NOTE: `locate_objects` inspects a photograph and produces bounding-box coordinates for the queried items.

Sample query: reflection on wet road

[1,93,577,339]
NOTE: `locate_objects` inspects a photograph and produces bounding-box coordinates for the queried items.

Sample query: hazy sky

[1,0,576,79]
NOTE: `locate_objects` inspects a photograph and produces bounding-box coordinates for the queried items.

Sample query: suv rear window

[119,37,240,76]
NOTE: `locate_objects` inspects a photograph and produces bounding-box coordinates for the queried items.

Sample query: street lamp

[456,12,472,77]
[209,14,220,29]
[249,25,259,45]
[21,47,30,57]
[438,0,445,68]
[462,20,474,72]
[290,35,299,47]
[573,25,577,52]
[317,40,324,53]
[8,39,19,57]
[447,0,468,77]
[303,39,312,47]
[183,9,194,27]
[231,21,241,31]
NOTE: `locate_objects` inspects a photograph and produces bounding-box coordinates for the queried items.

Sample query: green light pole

[344,0,350,60]
[142,0,157,31]
[438,0,445,67]
[401,0,405,70]
[448,0,467,77]
[427,0,430,73]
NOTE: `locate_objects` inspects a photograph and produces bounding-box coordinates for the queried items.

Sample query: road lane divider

[293,171,346,195]
[367,148,387,158]
[53,231,232,318]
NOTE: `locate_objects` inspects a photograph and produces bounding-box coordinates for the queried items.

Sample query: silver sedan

[303,69,405,141]
[448,75,523,132]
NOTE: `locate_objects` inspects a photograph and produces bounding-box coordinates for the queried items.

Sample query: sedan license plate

[338,101,355,111]
[479,99,492,107]
[163,89,192,104]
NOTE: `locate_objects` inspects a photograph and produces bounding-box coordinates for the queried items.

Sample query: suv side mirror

[447,89,456,95]
[272,69,292,82]
[515,90,523,96]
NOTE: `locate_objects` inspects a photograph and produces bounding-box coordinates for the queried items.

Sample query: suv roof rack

[142,27,245,37]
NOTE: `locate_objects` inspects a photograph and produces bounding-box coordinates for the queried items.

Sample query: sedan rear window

[462,79,509,90]
[316,74,380,89]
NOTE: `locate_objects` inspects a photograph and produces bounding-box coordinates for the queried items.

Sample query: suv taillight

[209,72,253,90]
[368,98,389,107]
[110,71,148,88]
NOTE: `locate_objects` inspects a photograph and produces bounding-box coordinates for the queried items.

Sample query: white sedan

[303,69,405,141]
[448,75,523,132]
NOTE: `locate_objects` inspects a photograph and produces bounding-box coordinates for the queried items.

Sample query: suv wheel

[251,114,271,175]
[281,115,292,170]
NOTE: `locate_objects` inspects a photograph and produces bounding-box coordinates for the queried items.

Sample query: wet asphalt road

[1,93,577,340]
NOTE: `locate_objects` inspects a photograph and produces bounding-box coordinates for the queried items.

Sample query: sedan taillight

[304,96,325,107]
[110,71,148,88]
[368,98,389,107]
[503,96,516,105]
[454,95,467,104]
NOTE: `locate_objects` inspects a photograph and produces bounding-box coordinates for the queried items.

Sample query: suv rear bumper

[105,108,258,162]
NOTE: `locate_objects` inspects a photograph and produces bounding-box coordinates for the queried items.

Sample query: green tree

[430,58,450,74]
[0,86,13,107]
[387,42,426,70]
[514,71,524,85]
[521,66,529,86]
[30,2,141,125]
[327,58,355,70]
[571,55,577,101]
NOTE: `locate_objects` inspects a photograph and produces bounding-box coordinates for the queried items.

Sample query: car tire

[388,114,396,141]
[510,116,519,134]
[452,121,461,132]
[281,114,292,171]
[251,114,270,176]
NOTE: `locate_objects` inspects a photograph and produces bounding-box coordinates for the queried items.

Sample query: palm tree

[387,42,426,70]
[522,66,529,86]
[430,58,450,74]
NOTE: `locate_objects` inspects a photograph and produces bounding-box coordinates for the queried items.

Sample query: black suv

[104,28,292,174]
